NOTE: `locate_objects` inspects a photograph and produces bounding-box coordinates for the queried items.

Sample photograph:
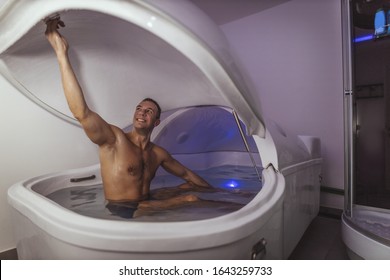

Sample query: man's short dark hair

[142,98,161,119]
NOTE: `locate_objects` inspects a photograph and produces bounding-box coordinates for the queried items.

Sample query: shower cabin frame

[341,0,390,259]
[342,0,354,219]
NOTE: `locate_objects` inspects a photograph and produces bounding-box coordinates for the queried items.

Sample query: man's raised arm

[45,19,115,146]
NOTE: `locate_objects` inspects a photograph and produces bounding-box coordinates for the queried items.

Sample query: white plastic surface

[342,207,390,260]
[0,0,265,136]
[8,165,285,259]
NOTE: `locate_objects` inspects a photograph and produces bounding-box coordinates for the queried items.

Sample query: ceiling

[190,0,291,25]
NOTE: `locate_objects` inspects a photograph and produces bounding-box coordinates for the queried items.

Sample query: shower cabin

[342,0,390,259]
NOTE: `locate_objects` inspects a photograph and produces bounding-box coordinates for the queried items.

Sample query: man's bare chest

[112,142,158,177]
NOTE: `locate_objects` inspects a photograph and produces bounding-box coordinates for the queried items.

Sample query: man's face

[133,100,160,129]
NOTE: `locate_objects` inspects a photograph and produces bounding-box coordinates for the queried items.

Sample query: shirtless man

[45,19,211,211]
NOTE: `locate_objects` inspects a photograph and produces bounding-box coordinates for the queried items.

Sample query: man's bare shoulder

[98,125,126,149]
[151,142,167,153]
[109,124,124,133]
[151,143,171,159]
[108,125,134,140]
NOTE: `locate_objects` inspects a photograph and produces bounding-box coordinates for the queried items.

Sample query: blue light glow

[224,180,239,189]
[375,9,386,36]
[353,34,374,43]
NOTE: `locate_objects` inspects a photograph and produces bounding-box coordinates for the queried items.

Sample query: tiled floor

[289,212,349,260]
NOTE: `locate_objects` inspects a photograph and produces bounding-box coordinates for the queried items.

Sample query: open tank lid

[0,0,265,137]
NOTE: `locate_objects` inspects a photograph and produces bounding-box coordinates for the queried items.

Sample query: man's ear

[154,119,161,127]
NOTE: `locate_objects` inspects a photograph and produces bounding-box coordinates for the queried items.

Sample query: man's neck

[128,129,152,150]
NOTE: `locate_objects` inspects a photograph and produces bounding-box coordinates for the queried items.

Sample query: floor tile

[289,214,349,260]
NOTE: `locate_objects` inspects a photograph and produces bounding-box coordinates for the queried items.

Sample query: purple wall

[220,0,344,193]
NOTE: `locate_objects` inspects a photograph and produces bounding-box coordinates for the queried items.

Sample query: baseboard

[0,248,18,260]
[320,185,344,210]
[319,185,344,219]
[320,185,344,196]
[319,206,343,220]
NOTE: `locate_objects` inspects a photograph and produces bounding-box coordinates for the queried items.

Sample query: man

[45,19,211,212]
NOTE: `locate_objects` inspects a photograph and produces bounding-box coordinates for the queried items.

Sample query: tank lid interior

[0,0,265,137]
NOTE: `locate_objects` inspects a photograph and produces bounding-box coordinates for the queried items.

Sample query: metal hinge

[265,163,279,173]
[344,89,353,96]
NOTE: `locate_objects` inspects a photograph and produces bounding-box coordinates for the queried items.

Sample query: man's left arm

[161,152,211,188]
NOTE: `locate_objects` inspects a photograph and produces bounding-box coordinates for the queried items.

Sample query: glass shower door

[342,0,390,259]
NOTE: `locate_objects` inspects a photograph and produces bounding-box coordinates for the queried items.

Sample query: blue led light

[225,180,239,188]
[375,9,386,36]
[353,34,374,43]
